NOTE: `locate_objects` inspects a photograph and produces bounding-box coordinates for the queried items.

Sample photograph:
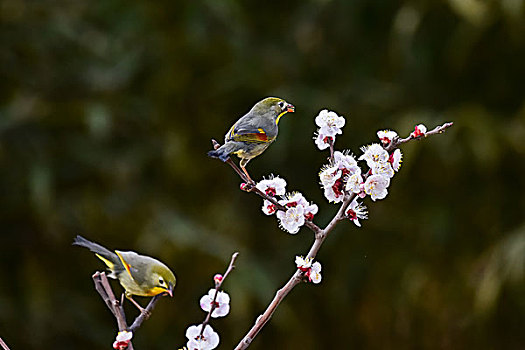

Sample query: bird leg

[125,294,151,319]
[239,159,255,185]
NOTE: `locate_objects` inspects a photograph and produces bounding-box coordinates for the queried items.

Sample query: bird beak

[286,103,295,113]
[166,283,174,297]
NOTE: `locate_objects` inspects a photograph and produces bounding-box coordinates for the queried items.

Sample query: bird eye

[159,277,165,286]
[278,101,285,109]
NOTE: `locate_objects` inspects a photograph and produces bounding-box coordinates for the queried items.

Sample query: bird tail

[207,143,237,162]
[73,235,121,276]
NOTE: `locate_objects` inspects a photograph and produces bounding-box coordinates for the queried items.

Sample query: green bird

[73,235,176,314]
[208,97,295,182]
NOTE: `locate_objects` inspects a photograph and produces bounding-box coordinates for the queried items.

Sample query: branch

[0,337,11,350]
[210,121,454,350]
[385,122,454,152]
[92,272,129,332]
[92,272,164,349]
[199,252,239,337]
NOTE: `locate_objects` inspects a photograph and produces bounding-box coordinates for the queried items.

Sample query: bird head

[149,265,177,297]
[253,97,295,125]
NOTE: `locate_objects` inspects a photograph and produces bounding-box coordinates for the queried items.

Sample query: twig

[0,337,11,350]
[210,121,454,350]
[92,272,165,349]
[199,252,239,337]
[129,296,162,332]
[92,272,129,332]
[385,122,454,152]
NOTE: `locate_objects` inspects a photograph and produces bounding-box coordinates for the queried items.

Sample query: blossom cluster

[295,256,322,284]
[314,110,417,226]
[258,175,318,234]
[313,109,346,150]
[184,274,231,350]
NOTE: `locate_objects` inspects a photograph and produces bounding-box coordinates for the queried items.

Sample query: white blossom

[333,151,360,176]
[377,130,398,145]
[319,165,341,187]
[319,165,345,203]
[371,161,395,178]
[261,199,277,215]
[390,149,403,172]
[256,176,287,197]
[186,324,220,350]
[410,124,427,138]
[199,289,230,318]
[295,256,313,270]
[345,198,368,227]
[276,205,305,234]
[313,130,333,150]
[345,173,364,194]
[364,174,390,201]
[309,262,322,284]
[315,109,345,136]
[296,256,322,284]
[359,143,389,169]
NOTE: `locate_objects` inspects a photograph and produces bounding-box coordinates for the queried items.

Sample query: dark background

[1,0,524,349]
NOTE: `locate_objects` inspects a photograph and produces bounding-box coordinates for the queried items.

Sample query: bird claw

[139,308,151,319]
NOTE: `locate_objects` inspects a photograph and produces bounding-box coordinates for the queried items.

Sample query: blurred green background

[1,0,525,349]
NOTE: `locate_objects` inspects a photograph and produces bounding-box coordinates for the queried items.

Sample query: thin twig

[211,121,454,350]
[0,337,11,350]
[199,252,239,337]
[385,122,454,152]
[92,271,168,349]
[129,296,163,332]
[92,272,129,332]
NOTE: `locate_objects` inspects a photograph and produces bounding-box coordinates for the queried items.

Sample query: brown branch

[92,272,165,349]
[129,296,162,332]
[199,252,239,337]
[0,337,11,350]
[211,121,454,350]
[385,121,454,152]
[92,272,129,332]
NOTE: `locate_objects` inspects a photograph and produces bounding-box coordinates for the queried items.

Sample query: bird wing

[115,251,144,284]
[226,124,272,143]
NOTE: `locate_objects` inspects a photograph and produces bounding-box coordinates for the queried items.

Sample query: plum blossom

[319,165,345,203]
[359,143,389,169]
[256,176,287,197]
[308,262,322,284]
[295,256,322,284]
[346,173,364,195]
[200,289,230,318]
[390,149,403,172]
[261,199,277,215]
[276,192,319,225]
[410,124,427,138]
[377,130,398,146]
[276,205,305,234]
[113,331,133,350]
[315,109,345,136]
[295,256,313,271]
[186,324,220,350]
[313,130,333,150]
[371,161,395,178]
[364,174,390,201]
[345,198,368,227]
[333,151,360,175]
[302,201,319,221]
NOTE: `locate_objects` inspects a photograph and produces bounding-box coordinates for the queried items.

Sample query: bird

[208,97,295,182]
[73,235,176,314]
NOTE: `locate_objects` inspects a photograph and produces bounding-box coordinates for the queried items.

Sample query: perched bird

[73,235,176,314]
[208,97,295,182]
